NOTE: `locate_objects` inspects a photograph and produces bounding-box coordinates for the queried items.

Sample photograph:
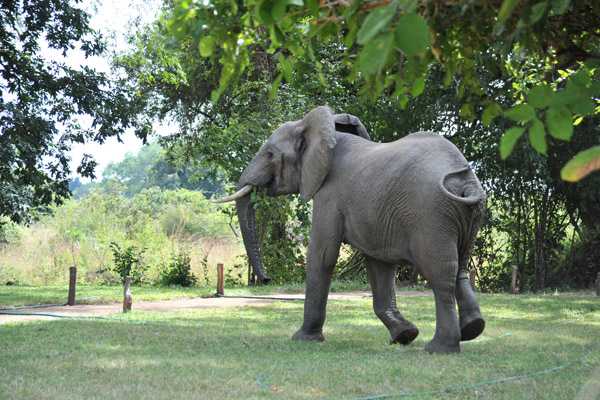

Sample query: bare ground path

[1,291,431,323]
[0,291,431,323]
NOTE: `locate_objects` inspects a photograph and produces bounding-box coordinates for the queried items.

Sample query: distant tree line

[69,139,223,199]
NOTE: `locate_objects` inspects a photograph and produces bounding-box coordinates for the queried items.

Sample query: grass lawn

[0,281,376,308]
[1,288,599,399]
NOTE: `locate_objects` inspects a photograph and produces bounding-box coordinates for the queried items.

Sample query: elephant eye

[267,151,274,159]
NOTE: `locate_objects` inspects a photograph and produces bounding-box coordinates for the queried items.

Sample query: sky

[65,0,165,181]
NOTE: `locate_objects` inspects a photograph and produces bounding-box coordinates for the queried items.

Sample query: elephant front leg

[292,223,342,342]
[366,256,419,346]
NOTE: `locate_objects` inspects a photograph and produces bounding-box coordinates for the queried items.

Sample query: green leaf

[527,84,554,108]
[342,0,361,18]
[358,32,394,76]
[169,19,188,41]
[528,119,547,155]
[394,13,430,57]
[498,0,520,22]
[256,0,276,26]
[552,0,570,14]
[459,103,474,120]
[548,85,579,109]
[570,69,591,88]
[307,0,319,16]
[357,6,396,44]
[269,73,283,99]
[584,58,600,70]
[546,106,573,140]
[281,58,294,83]
[500,127,525,159]
[410,76,426,97]
[504,104,536,122]
[199,36,216,57]
[530,2,548,23]
[518,2,547,26]
[271,0,303,21]
[570,95,596,116]
[561,146,600,182]
[271,0,288,21]
[482,103,501,127]
[590,81,600,96]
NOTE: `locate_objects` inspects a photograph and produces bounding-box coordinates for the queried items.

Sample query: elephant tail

[440,164,483,206]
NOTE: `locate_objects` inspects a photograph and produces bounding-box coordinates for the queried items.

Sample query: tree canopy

[167,0,600,181]
[0,0,150,224]
[111,0,599,290]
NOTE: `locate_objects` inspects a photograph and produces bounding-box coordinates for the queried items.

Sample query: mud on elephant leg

[424,262,462,354]
[455,271,485,341]
[366,257,419,346]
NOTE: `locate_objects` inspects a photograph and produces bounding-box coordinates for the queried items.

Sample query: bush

[110,242,149,285]
[157,251,198,287]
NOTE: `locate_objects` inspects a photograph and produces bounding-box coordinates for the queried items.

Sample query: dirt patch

[0,290,431,323]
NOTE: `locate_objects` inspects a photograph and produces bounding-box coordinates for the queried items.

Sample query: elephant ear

[333,113,371,141]
[299,106,337,202]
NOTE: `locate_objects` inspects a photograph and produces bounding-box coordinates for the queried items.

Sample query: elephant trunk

[236,193,271,285]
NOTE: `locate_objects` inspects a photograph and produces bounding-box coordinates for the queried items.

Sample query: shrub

[157,251,198,287]
[110,242,149,285]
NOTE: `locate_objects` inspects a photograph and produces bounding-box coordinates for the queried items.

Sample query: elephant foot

[460,315,485,341]
[390,325,420,345]
[292,329,325,342]
[424,339,460,354]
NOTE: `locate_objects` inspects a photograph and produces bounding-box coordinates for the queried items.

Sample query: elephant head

[215,106,369,284]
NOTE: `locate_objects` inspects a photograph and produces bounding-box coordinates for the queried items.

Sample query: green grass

[0,285,216,308]
[0,281,375,308]
[1,292,599,399]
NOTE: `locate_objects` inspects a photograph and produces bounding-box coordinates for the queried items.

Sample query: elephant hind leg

[365,256,419,346]
[456,270,485,341]
[420,260,462,354]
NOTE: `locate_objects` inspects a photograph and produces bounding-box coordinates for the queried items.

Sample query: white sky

[66,0,167,181]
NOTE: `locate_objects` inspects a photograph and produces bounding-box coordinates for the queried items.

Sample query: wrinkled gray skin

[234,106,486,354]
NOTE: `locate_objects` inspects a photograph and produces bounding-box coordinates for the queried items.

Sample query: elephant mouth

[266,176,279,196]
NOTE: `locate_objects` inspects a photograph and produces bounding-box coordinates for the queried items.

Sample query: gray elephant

[216,106,486,354]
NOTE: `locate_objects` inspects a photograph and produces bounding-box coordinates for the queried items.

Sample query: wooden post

[510,266,517,294]
[596,273,600,297]
[469,268,476,292]
[67,266,77,306]
[123,276,132,313]
[217,263,224,296]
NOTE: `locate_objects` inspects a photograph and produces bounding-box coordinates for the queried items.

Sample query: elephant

[215,106,486,354]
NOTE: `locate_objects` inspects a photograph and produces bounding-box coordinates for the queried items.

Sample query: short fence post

[596,273,600,297]
[67,266,77,306]
[469,268,476,292]
[123,276,132,313]
[217,263,224,296]
[510,266,517,294]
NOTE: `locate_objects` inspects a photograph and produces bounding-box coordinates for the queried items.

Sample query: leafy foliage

[93,139,223,198]
[157,251,198,287]
[0,183,237,285]
[0,0,150,225]
[109,242,149,285]
[167,0,600,180]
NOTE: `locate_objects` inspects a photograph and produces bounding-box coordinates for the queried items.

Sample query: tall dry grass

[0,222,246,286]
[0,187,248,286]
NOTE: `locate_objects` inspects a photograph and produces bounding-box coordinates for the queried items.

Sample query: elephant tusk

[212,184,254,203]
